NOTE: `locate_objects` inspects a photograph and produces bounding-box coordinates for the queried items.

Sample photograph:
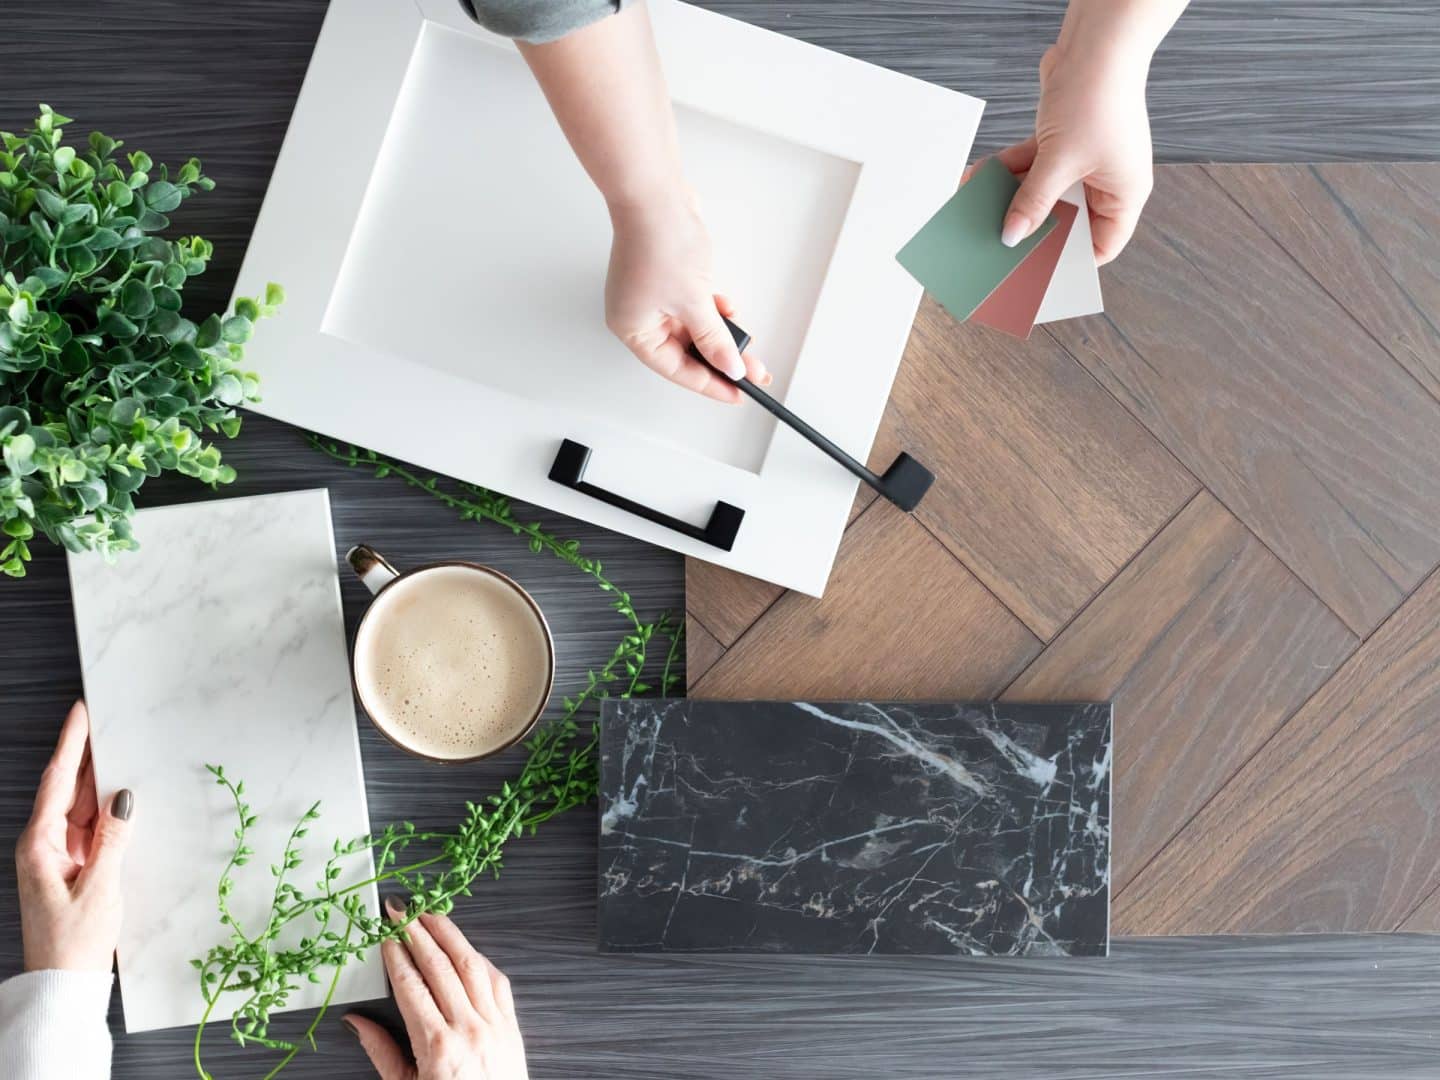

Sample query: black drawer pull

[548,439,744,551]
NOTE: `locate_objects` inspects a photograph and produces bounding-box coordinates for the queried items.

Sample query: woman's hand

[15,700,134,973]
[998,0,1187,266]
[345,900,529,1080]
[606,190,769,404]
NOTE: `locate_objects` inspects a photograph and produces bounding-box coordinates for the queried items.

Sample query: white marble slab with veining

[67,489,385,1033]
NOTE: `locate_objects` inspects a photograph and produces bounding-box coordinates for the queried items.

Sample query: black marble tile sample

[598,700,1111,956]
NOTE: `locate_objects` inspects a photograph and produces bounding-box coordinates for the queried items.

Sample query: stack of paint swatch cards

[897,157,1103,338]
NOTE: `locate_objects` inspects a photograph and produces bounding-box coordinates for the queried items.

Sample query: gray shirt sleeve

[460,0,627,44]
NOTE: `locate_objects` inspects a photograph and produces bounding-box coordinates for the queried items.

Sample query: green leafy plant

[193,442,683,1080]
[0,105,277,577]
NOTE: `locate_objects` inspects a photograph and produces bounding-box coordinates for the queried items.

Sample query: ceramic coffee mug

[346,544,555,764]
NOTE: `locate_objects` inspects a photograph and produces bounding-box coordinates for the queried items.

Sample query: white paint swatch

[1035,181,1105,324]
[67,490,385,1033]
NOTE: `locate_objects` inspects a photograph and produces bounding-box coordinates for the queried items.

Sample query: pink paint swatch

[971,199,1079,339]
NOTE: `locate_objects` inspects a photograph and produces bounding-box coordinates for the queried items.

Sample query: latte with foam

[354,564,552,760]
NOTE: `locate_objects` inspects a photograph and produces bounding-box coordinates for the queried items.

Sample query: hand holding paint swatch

[897,157,1102,339]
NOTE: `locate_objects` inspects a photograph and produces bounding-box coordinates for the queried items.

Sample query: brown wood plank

[1206,163,1440,401]
[691,501,1041,700]
[1047,165,1440,636]
[872,298,1197,641]
[1004,492,1357,895]
[685,489,878,647]
[1118,566,1440,935]
[684,614,727,690]
[1397,887,1440,932]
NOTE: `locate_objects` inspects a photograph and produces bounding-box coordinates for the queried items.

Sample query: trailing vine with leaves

[192,440,682,1080]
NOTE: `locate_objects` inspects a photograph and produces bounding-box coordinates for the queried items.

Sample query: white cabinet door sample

[233,0,982,594]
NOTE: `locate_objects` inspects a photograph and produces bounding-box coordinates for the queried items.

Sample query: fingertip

[1001,212,1032,248]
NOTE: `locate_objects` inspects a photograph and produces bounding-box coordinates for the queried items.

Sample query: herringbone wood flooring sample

[1119,568,1440,934]
[686,489,877,646]
[1207,163,1440,399]
[691,501,1040,700]
[1004,492,1357,894]
[684,614,726,688]
[1047,166,1440,635]
[873,298,1197,640]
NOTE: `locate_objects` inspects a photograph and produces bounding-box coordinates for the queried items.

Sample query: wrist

[606,177,696,228]
[1054,0,1174,73]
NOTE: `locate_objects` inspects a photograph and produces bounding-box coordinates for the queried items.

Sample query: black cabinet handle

[548,439,744,551]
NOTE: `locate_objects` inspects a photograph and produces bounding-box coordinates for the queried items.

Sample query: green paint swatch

[896,157,1058,323]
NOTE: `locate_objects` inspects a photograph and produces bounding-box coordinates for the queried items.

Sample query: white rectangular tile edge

[229,0,983,597]
[65,489,385,1033]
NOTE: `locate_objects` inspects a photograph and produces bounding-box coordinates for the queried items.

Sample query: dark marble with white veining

[599,700,1111,956]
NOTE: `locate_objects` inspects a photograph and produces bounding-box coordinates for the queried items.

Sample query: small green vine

[192,440,682,1079]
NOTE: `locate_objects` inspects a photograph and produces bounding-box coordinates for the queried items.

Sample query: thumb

[78,788,133,892]
[682,303,745,381]
[345,1014,416,1080]
[1002,147,1078,248]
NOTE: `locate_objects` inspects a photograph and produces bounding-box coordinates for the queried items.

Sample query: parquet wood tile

[684,615,727,689]
[690,501,1041,701]
[1119,567,1440,935]
[873,297,1198,640]
[1046,166,1440,636]
[1003,492,1357,895]
[1206,163,1440,401]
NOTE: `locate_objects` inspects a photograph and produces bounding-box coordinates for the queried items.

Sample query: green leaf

[52,145,76,174]
[35,188,67,220]
[234,297,260,322]
[170,342,206,370]
[265,282,286,307]
[195,314,222,349]
[220,315,253,344]
[98,310,139,339]
[121,279,155,318]
[213,373,244,405]
[3,433,37,475]
[105,179,133,207]
[87,226,121,251]
[144,180,182,213]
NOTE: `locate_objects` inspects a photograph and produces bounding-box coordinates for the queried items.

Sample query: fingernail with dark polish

[383,894,406,919]
[112,789,134,821]
[342,1017,359,1040]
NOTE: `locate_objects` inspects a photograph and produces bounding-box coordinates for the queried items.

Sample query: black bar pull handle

[548,439,745,551]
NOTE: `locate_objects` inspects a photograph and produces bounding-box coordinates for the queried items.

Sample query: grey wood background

[2,2,1439,1077]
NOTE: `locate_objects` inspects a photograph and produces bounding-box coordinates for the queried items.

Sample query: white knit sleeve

[0,970,115,1080]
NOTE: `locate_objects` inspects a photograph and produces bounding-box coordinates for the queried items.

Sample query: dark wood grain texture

[1207,163,1440,401]
[692,501,1042,700]
[873,298,1197,640]
[1003,492,1357,900]
[1121,568,1440,935]
[1046,166,1440,637]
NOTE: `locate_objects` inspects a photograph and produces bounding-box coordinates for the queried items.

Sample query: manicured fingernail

[342,1017,359,1039]
[111,789,133,821]
[759,370,773,387]
[1001,213,1030,248]
[383,894,406,919]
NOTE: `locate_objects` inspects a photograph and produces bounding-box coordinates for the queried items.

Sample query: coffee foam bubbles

[354,565,550,759]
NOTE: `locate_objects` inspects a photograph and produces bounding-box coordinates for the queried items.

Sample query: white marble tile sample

[67,490,385,1033]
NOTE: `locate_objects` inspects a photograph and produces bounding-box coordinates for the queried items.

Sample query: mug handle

[347,544,400,595]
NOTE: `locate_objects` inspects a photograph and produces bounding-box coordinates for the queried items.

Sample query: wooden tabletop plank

[1119,566,1440,934]
[1004,491,1357,899]
[1047,165,1440,636]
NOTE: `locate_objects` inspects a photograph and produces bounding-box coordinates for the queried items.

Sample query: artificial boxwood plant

[0,105,278,577]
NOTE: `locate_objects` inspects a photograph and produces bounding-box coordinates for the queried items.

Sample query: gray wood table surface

[3,3,1439,1078]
